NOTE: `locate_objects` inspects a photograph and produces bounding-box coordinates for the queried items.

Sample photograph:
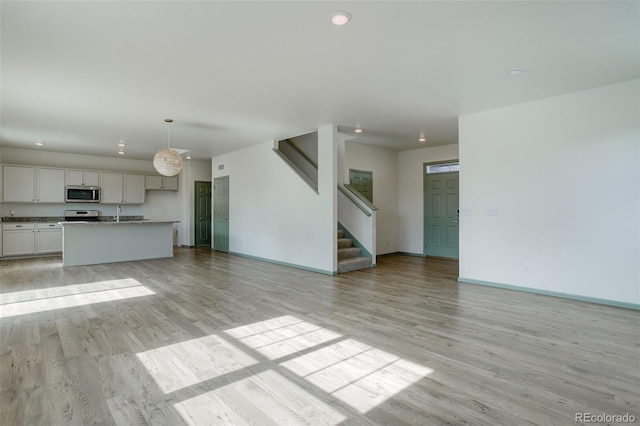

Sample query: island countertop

[60,221,179,266]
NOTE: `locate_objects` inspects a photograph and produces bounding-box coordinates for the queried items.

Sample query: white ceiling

[1,1,638,161]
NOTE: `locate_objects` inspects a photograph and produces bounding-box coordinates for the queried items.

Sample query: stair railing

[273,139,319,193]
[338,183,377,266]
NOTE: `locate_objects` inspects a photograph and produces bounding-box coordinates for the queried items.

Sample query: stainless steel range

[64,210,100,222]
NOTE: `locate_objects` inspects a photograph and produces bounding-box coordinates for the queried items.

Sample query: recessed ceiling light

[508,67,524,76]
[355,128,363,134]
[331,11,351,26]
[118,150,125,155]
[418,137,426,143]
[185,155,192,160]
[118,141,126,147]
[35,141,44,146]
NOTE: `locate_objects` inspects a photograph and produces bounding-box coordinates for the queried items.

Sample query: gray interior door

[194,181,211,247]
[349,169,373,203]
[425,172,459,258]
[213,176,229,252]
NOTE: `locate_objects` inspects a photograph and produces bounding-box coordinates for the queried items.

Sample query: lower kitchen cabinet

[2,223,36,256]
[37,223,63,254]
[2,223,62,256]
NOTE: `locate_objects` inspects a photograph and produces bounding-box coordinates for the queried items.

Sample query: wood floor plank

[1,249,638,425]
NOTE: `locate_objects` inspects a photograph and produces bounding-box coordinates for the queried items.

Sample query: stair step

[337,229,344,238]
[338,257,371,273]
[338,247,361,260]
[338,238,353,249]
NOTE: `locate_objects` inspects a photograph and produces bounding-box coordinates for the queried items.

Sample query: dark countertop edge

[2,217,64,223]
[59,220,180,225]
[3,216,145,223]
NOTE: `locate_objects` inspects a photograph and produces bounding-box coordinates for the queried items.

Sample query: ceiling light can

[331,11,351,26]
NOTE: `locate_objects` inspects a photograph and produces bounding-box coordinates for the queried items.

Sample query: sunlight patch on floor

[174,370,346,426]
[0,278,154,318]
[136,334,259,394]
[142,315,432,421]
[282,338,433,413]
[224,315,342,360]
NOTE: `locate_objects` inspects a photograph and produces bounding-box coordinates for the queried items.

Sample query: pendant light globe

[153,118,184,176]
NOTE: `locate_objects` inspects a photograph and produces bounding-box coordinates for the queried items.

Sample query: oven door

[66,186,100,203]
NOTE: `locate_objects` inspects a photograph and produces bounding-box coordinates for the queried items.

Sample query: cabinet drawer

[37,223,62,230]
[3,223,35,231]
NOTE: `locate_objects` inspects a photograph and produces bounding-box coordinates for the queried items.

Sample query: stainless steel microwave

[66,186,100,203]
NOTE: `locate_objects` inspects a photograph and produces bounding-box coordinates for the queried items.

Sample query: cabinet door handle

[16,225,23,227]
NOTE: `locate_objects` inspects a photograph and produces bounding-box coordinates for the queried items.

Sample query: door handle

[453,220,459,224]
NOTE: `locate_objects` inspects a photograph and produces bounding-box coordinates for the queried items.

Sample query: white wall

[212,125,337,273]
[397,144,459,254]
[345,141,400,255]
[459,79,640,305]
[0,147,206,246]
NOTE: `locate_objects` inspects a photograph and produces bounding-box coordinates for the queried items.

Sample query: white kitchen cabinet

[37,223,62,254]
[2,223,62,256]
[100,172,145,204]
[124,174,145,203]
[36,168,65,202]
[146,175,179,191]
[3,165,65,203]
[66,169,100,186]
[100,172,124,204]
[3,166,35,202]
[2,223,36,256]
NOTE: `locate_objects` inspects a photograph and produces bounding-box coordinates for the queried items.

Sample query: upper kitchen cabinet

[3,165,34,202]
[124,174,145,203]
[145,175,179,191]
[37,168,66,202]
[100,172,145,204]
[100,172,123,204]
[3,165,65,203]
[66,169,100,186]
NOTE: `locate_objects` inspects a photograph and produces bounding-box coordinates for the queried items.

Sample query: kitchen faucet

[115,205,121,222]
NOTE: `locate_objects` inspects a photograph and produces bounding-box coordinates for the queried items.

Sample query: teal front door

[213,176,229,252]
[194,181,211,247]
[424,172,459,258]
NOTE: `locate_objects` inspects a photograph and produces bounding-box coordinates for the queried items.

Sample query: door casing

[213,176,230,252]
[424,161,459,259]
[194,181,212,247]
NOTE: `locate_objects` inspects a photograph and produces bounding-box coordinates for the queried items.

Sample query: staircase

[337,229,371,273]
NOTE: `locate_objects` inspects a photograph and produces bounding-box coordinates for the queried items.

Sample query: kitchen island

[60,220,178,267]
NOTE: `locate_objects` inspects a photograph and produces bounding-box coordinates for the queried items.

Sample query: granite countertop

[59,220,179,225]
[3,216,64,223]
[3,215,153,223]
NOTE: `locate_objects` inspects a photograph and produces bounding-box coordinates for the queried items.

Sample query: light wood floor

[1,249,638,425]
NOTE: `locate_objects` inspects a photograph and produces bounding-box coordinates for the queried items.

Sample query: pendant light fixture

[153,118,183,176]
